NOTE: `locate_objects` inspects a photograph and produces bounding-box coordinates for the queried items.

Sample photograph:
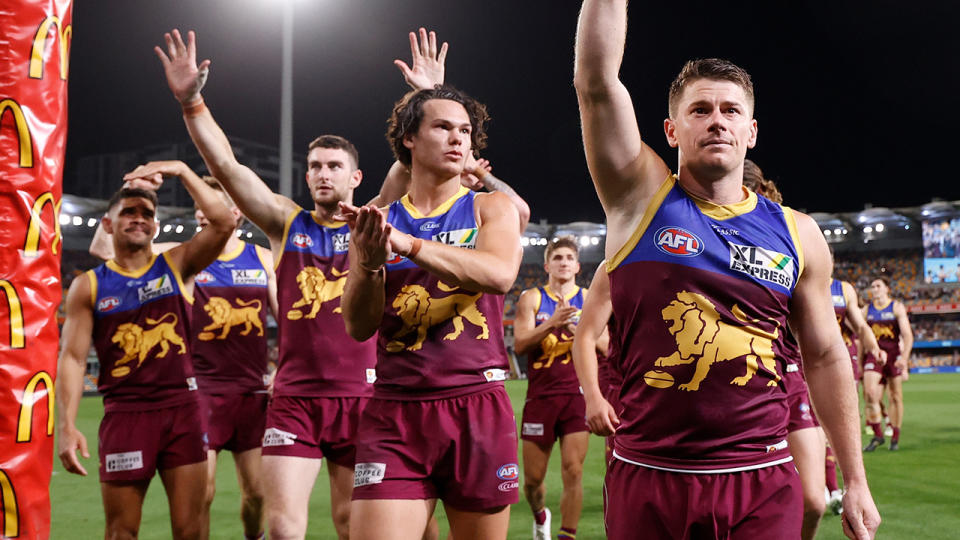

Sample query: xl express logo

[655,226,704,257]
[728,243,795,288]
[138,275,174,303]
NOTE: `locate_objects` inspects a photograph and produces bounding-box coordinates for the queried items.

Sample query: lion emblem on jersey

[871,324,895,340]
[199,297,264,340]
[386,281,489,352]
[646,291,781,392]
[287,266,348,320]
[110,313,186,378]
[532,332,574,370]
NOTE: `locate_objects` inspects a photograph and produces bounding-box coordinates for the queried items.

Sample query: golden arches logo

[29,15,71,80]
[0,281,25,349]
[0,99,34,168]
[17,371,54,443]
[23,192,62,257]
[0,469,18,538]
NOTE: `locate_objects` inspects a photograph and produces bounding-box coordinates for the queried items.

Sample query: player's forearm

[89,221,115,261]
[181,167,234,234]
[804,346,868,485]
[574,0,628,95]
[367,161,411,207]
[342,267,386,342]
[514,322,558,356]
[479,172,531,231]
[410,240,519,295]
[573,335,603,399]
[55,354,86,431]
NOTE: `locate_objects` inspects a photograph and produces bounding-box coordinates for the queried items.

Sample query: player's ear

[349,169,363,189]
[101,214,114,235]
[664,118,679,148]
[403,132,415,150]
[746,119,758,149]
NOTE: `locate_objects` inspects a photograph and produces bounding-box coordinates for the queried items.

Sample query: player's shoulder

[517,287,543,308]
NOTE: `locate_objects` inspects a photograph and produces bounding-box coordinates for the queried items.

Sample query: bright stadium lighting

[71,216,82,226]
[521,237,529,247]
[833,228,842,235]
[863,226,873,233]
[591,237,600,246]
[236,230,243,237]
[875,223,885,232]
[175,225,184,234]
[246,232,253,238]
[163,224,172,233]
[196,226,202,233]
[904,224,910,230]
[580,236,590,247]
[824,229,832,236]
[59,213,70,225]
[87,218,97,227]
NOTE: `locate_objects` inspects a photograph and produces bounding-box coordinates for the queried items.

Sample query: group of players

[53,1,895,538]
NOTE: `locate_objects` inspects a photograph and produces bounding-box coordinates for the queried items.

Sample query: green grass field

[51,375,960,538]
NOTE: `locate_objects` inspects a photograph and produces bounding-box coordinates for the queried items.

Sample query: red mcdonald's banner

[0,1,73,538]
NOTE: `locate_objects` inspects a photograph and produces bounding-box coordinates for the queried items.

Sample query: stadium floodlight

[59,213,70,225]
[87,218,97,227]
[175,225,184,234]
[236,230,243,237]
[580,236,591,247]
[520,237,529,247]
[71,216,82,226]
[824,229,832,236]
[591,237,600,246]
[864,226,873,233]
[834,228,842,235]
[196,226,202,233]
[875,223,885,232]
[905,224,910,230]
[246,232,253,238]
[163,224,173,233]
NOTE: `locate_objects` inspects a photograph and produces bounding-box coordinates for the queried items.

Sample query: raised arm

[55,274,94,476]
[572,263,619,435]
[574,0,670,222]
[256,245,280,319]
[89,176,178,260]
[155,29,295,245]
[341,206,390,341]
[788,213,880,540]
[124,161,234,279]
[841,281,882,363]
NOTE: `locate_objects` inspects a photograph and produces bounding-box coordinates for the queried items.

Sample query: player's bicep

[475,193,522,275]
[513,290,538,333]
[790,215,845,363]
[60,277,94,365]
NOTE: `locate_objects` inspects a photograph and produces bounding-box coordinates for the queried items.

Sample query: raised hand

[349,205,393,270]
[394,27,448,91]
[123,160,189,184]
[155,29,211,104]
[460,155,492,190]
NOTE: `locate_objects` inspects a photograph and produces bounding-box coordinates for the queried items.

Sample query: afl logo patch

[98,296,121,312]
[496,464,519,480]
[196,271,215,284]
[291,233,313,249]
[655,226,704,257]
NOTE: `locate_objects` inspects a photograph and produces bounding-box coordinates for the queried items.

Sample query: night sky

[65,0,960,223]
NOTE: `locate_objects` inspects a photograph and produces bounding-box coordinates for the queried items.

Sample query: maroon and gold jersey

[378,187,510,399]
[88,253,198,412]
[607,176,801,472]
[866,300,899,349]
[192,242,271,394]
[831,279,856,348]
[274,209,377,397]
[525,286,584,398]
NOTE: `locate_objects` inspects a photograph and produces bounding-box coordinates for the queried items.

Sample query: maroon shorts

[786,389,819,432]
[521,393,588,445]
[98,400,208,482]
[261,395,367,467]
[863,350,901,380]
[603,459,802,539]
[203,392,268,453]
[352,385,519,511]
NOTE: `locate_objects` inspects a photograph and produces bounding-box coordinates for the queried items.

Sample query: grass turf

[51,374,960,538]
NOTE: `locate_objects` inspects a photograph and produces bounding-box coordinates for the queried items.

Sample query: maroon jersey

[274,209,377,397]
[89,253,198,412]
[779,327,808,400]
[866,300,900,351]
[831,279,856,349]
[525,286,585,398]
[608,177,800,472]
[192,241,271,394]
[378,188,511,399]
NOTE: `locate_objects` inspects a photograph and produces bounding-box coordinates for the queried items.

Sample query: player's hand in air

[341,204,394,270]
[584,392,619,437]
[122,173,164,193]
[460,155,492,191]
[57,425,90,476]
[394,27,448,91]
[123,161,190,185]
[155,29,211,104]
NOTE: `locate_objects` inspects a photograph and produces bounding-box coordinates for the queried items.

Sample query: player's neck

[676,163,746,205]
[546,277,576,298]
[312,200,345,224]
[407,166,461,216]
[112,243,154,270]
[221,234,242,255]
[874,296,891,307]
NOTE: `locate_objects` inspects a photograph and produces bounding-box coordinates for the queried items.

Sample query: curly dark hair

[386,85,489,167]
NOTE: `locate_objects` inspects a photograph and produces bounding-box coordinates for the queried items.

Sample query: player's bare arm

[788,212,880,540]
[125,161,234,279]
[513,288,578,356]
[464,156,531,232]
[341,205,390,341]
[255,245,280,319]
[574,0,671,252]
[842,281,883,363]
[572,264,618,435]
[155,29,295,246]
[893,301,913,370]
[54,274,94,476]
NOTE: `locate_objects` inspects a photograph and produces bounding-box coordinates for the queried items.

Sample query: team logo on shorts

[798,402,812,421]
[291,233,313,249]
[655,226,704,257]
[262,427,297,447]
[105,451,144,472]
[97,296,121,312]
[483,368,507,382]
[365,368,377,384]
[522,423,544,436]
[354,462,386,487]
